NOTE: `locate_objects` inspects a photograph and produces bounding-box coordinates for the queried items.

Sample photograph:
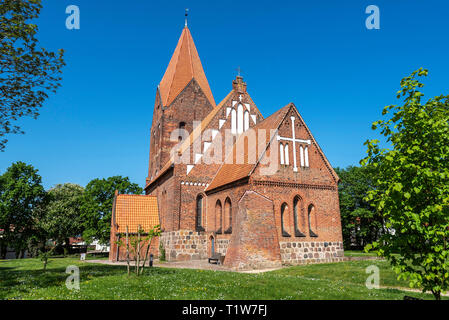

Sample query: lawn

[0,256,442,300]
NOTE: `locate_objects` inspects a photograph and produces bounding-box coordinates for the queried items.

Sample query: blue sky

[1,0,448,190]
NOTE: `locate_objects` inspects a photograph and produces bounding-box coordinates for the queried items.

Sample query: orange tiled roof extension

[113,194,159,233]
[159,26,215,107]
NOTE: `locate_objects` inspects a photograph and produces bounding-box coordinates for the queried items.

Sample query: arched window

[224,197,232,234]
[293,196,305,237]
[300,146,305,167]
[196,195,205,231]
[280,143,285,165]
[244,110,250,132]
[237,104,244,134]
[281,203,291,237]
[308,204,318,237]
[231,109,237,134]
[215,200,222,233]
[304,146,309,167]
[284,144,290,165]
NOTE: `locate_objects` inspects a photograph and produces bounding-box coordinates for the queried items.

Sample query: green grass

[344,250,378,257]
[0,257,442,300]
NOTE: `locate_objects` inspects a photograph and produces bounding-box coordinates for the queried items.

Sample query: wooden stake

[126,226,130,276]
[136,225,141,275]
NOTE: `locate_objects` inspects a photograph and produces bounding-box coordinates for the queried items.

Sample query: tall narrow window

[304,146,309,167]
[231,109,237,134]
[284,144,290,165]
[293,196,305,237]
[215,200,222,234]
[224,197,232,234]
[196,195,205,231]
[281,203,291,237]
[308,204,318,237]
[178,122,186,142]
[244,110,250,132]
[280,143,285,165]
[237,104,244,134]
[300,145,305,167]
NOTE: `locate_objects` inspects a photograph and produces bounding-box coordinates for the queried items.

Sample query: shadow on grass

[0,261,179,299]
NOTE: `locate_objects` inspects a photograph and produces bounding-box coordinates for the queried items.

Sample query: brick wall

[224,191,282,270]
[109,232,160,262]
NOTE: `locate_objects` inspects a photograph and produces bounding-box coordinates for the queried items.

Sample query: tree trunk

[433,291,441,300]
[0,242,6,259]
[65,238,70,256]
[140,237,153,275]
[136,226,141,275]
[126,226,130,276]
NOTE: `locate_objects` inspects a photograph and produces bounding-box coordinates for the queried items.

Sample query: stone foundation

[215,238,230,256]
[280,241,344,265]
[160,230,208,261]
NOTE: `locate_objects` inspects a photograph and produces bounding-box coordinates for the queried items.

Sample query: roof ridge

[164,28,185,107]
[117,194,157,197]
[186,27,194,81]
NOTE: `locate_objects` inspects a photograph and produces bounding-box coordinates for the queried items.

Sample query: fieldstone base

[280,241,344,265]
[160,230,207,261]
[215,238,230,256]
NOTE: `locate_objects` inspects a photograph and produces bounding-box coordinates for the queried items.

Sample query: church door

[209,236,215,255]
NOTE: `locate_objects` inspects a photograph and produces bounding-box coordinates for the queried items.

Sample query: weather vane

[236,66,242,77]
[185,8,189,27]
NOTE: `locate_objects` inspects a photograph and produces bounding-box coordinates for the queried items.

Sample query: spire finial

[185,8,189,27]
[236,66,242,77]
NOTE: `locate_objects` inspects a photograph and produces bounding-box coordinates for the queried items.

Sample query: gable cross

[277,116,311,172]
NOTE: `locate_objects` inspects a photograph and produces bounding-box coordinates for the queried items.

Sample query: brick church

[109,24,344,270]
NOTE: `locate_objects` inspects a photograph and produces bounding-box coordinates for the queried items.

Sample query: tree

[116,224,161,276]
[362,68,449,300]
[40,183,85,255]
[0,161,46,258]
[0,0,65,151]
[335,165,385,249]
[82,176,143,245]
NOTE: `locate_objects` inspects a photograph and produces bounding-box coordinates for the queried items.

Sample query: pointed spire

[158,26,216,107]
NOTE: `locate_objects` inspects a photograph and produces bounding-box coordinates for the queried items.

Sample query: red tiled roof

[206,104,292,191]
[159,26,215,107]
[113,194,159,233]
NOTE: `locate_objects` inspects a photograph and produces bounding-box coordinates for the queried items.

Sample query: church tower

[147,26,216,183]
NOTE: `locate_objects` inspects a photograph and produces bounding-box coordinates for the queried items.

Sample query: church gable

[206,104,290,191]
[252,103,339,185]
[175,77,264,183]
